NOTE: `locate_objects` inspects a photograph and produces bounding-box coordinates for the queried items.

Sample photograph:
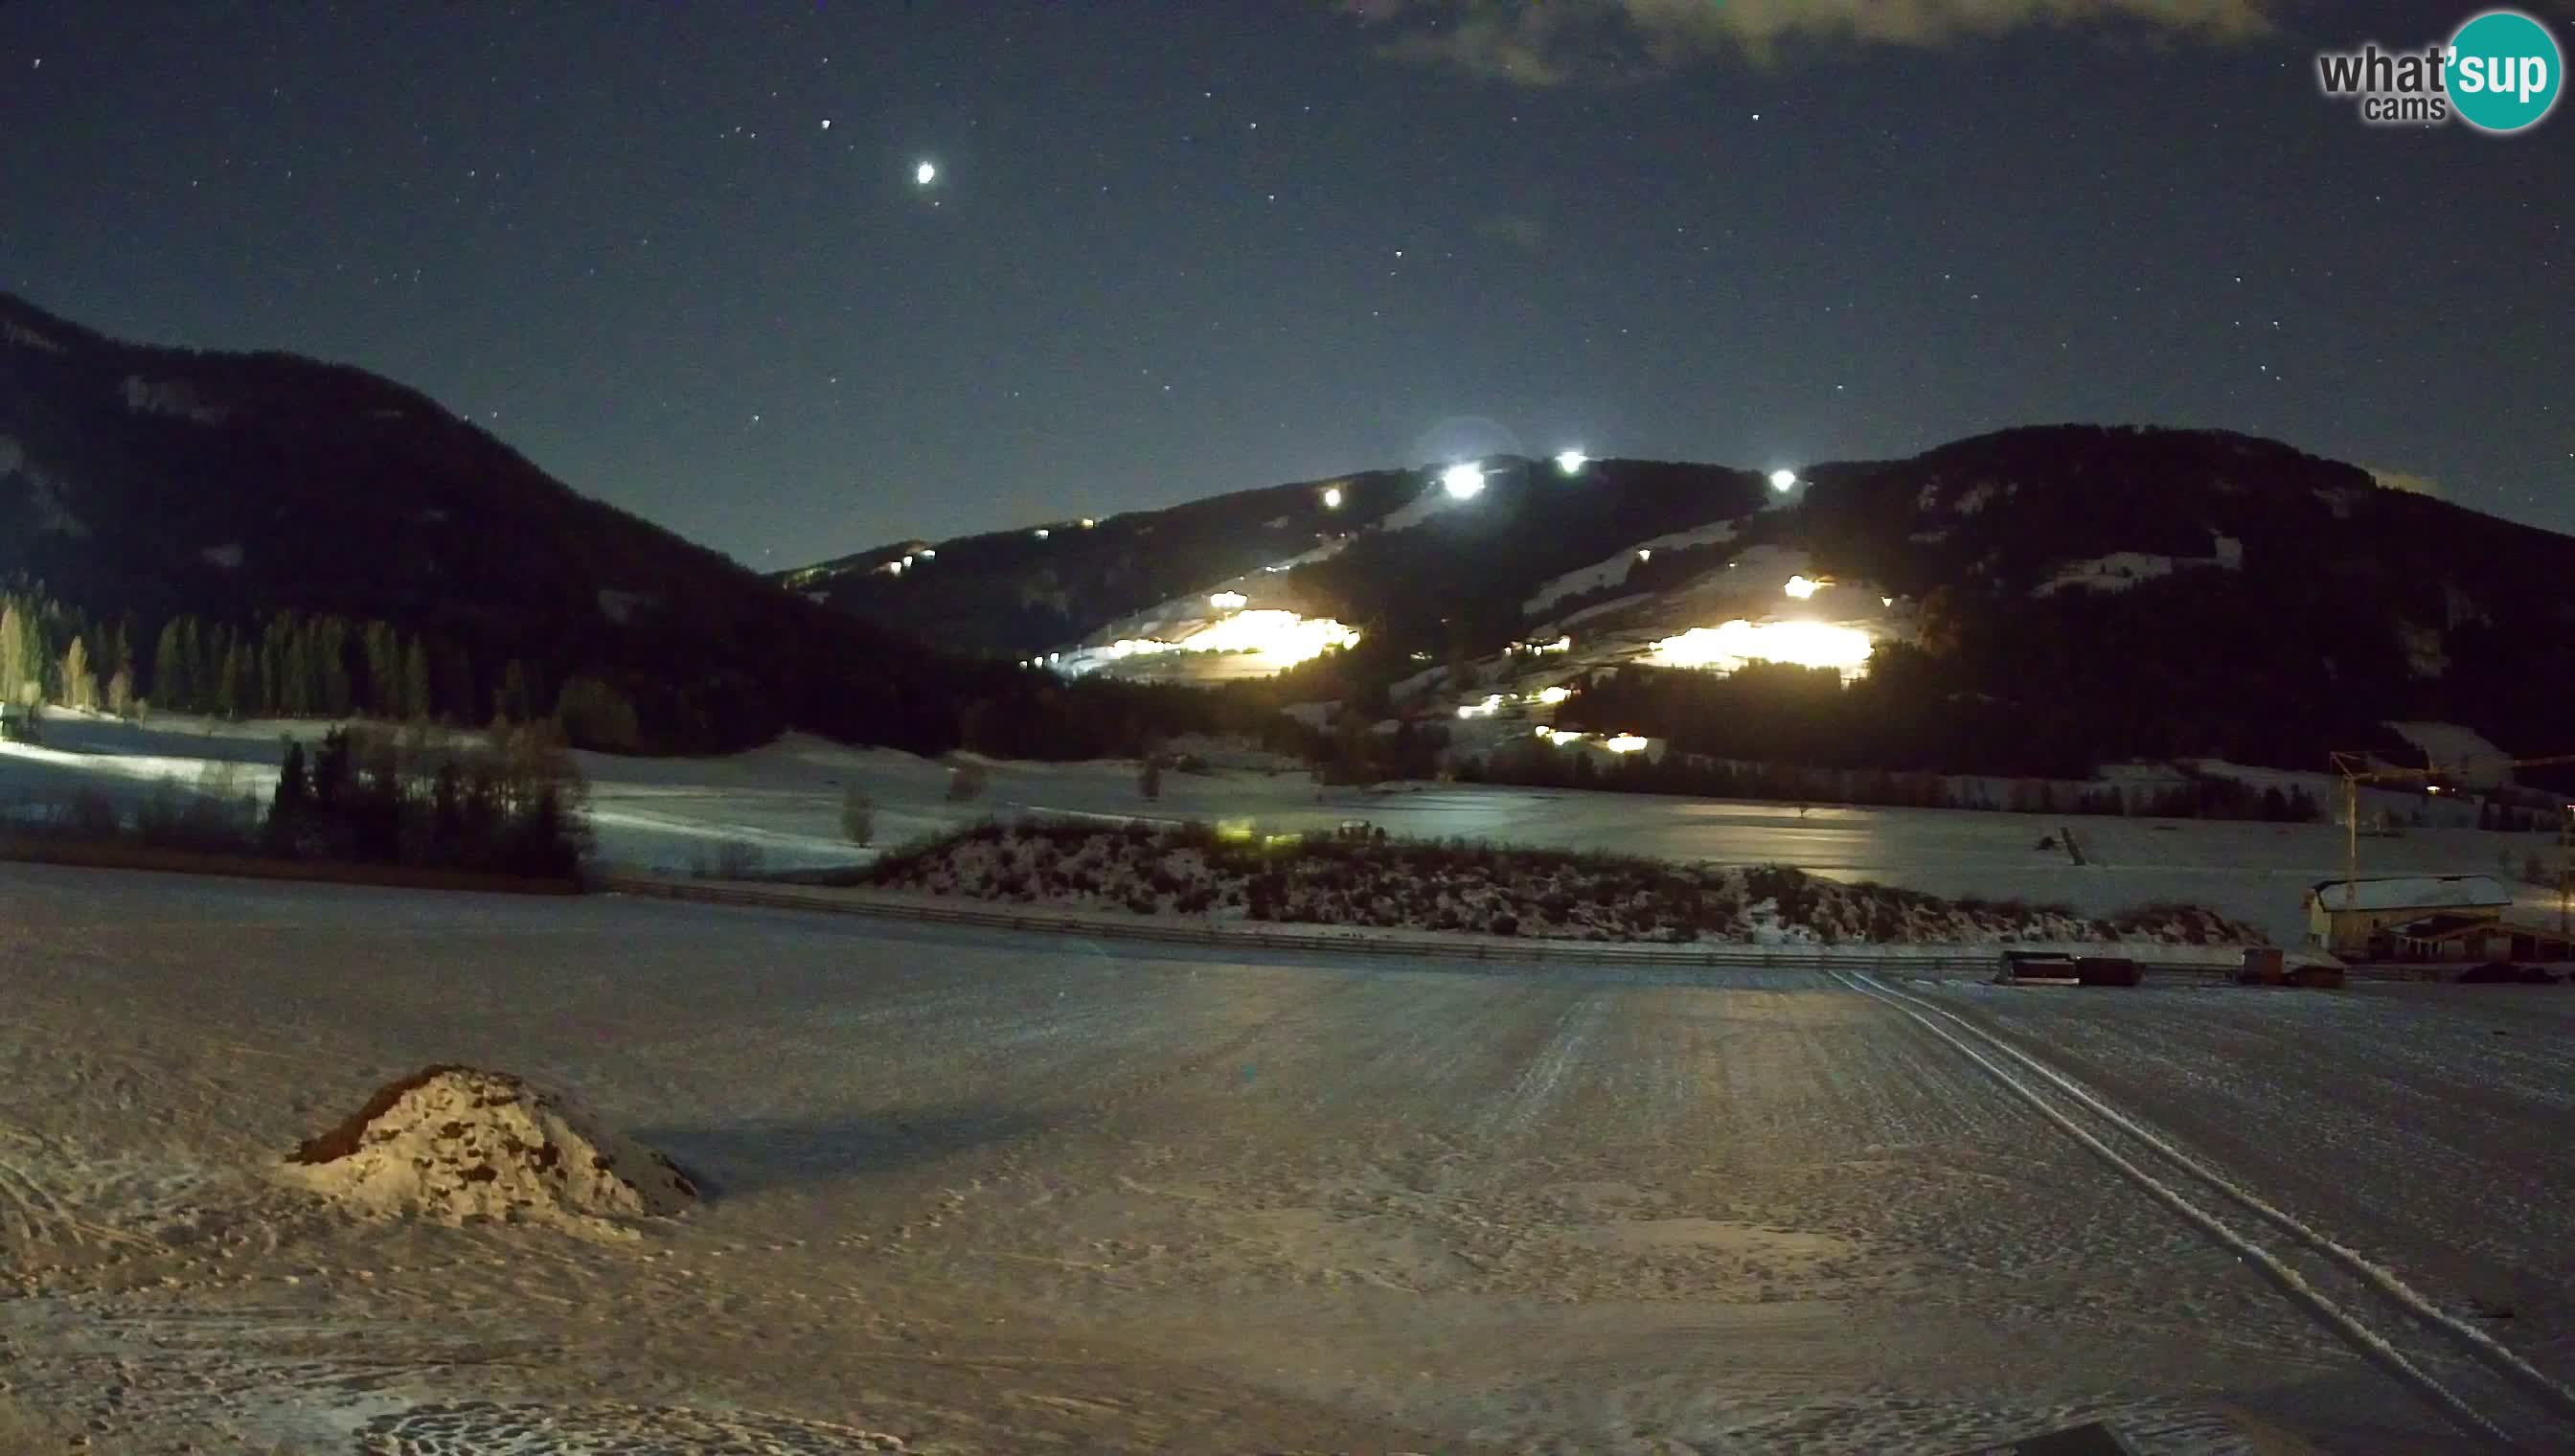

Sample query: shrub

[945,759,988,802]
[1490,912,1519,937]
[841,785,875,846]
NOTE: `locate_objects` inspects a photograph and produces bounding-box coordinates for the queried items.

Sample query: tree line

[0,586,645,750]
[35,719,590,882]
[1455,734,2329,822]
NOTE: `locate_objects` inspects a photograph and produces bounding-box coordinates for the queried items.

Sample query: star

[914,160,937,186]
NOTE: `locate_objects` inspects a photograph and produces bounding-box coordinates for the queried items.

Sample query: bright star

[914,160,937,186]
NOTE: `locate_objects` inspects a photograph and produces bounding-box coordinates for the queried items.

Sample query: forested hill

[0,290,1049,755]
[787,422,2575,781]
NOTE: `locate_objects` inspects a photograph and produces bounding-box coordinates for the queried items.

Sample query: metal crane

[2327,750,2575,933]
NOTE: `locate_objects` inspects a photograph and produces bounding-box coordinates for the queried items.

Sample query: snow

[2384,721,2512,782]
[2030,536,2245,599]
[119,375,231,425]
[13,456,87,537]
[1371,480,1459,534]
[3,714,2557,945]
[1520,519,1740,618]
[2399,622,2449,677]
[1262,534,1351,571]
[1856,971,2554,1449]
[1917,975,2575,1447]
[198,543,243,570]
[596,587,648,624]
[281,1065,698,1232]
[1536,590,1653,634]
[2309,875,2512,912]
[1,320,65,353]
[2,862,2551,1451]
[2032,551,2176,596]
[1952,480,2003,514]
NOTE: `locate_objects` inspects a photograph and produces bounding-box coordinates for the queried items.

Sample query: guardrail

[598,873,2257,979]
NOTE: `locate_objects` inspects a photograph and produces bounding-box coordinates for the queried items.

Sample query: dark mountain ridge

[0,290,1032,754]
[790,421,2575,781]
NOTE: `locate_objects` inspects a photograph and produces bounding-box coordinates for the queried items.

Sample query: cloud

[2369,467,2443,499]
[1344,0,2281,81]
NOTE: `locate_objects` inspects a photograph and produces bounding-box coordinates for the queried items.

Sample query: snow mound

[283,1065,696,1226]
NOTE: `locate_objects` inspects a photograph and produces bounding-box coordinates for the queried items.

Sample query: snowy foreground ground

[7,714,2568,946]
[7,865,2575,1453]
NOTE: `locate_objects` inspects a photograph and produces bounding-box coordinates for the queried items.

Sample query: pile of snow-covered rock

[281,1065,697,1228]
[869,823,2267,946]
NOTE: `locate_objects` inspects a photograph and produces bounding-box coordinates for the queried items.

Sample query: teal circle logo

[2449,10,2562,133]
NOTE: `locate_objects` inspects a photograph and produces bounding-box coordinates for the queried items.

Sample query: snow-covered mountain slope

[785,425,2575,773]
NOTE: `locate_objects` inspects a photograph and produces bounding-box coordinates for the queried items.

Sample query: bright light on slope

[1648,621,1874,677]
[1769,468,1799,490]
[1208,591,1247,611]
[1554,449,1587,475]
[1077,609,1361,673]
[1535,685,1571,704]
[1784,574,1819,600]
[1605,734,1649,753]
[1441,463,1485,499]
[1321,485,1344,509]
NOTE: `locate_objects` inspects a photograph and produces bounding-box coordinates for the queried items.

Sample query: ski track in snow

[1861,971,2575,1450]
[7,863,2565,1452]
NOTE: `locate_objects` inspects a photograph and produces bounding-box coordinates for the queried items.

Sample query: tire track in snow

[1829,968,2574,1451]
[1472,990,1607,1141]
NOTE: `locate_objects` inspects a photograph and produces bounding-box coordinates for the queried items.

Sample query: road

[3,864,2570,1452]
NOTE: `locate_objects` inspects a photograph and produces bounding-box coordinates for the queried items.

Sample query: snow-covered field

[5,713,2564,947]
[11,864,2575,1451]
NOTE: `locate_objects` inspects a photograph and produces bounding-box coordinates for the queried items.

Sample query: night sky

[3,1,2567,565]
